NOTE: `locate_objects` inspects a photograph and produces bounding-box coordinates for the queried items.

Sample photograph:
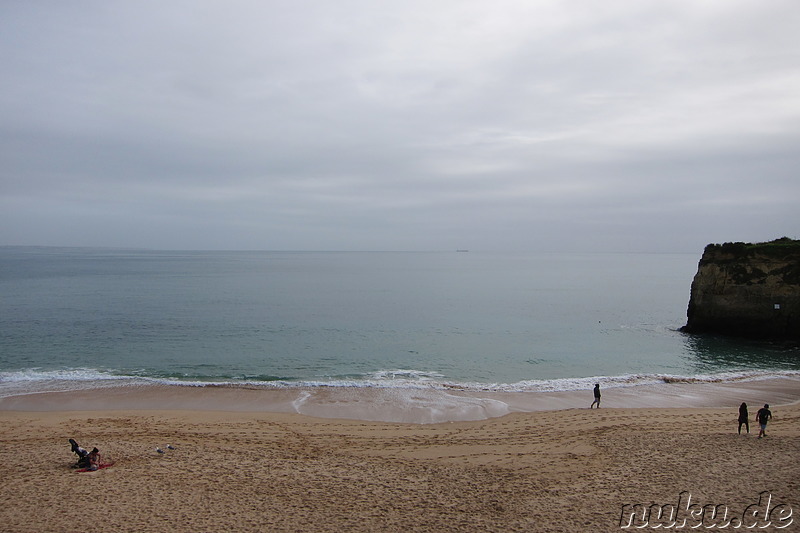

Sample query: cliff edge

[681,238,800,340]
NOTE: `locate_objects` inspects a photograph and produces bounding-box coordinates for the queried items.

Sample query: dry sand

[1,380,798,532]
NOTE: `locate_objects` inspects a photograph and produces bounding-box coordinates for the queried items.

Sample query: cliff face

[682,239,800,339]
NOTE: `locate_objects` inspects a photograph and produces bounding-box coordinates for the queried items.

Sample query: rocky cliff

[681,238,800,340]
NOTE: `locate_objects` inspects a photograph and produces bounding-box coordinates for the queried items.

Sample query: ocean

[1,247,798,400]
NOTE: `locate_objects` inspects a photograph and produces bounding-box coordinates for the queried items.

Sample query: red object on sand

[75,461,115,473]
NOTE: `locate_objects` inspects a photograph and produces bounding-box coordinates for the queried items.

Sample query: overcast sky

[1,1,798,252]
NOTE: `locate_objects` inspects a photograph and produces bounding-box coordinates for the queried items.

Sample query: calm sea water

[1,247,798,397]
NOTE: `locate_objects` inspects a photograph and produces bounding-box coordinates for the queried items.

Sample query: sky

[1,0,798,253]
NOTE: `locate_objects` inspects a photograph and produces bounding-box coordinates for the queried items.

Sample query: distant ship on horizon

[456,249,469,252]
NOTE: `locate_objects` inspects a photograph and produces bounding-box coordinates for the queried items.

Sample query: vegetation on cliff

[704,237,800,257]
[698,238,800,286]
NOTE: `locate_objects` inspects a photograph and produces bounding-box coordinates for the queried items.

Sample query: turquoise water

[1,247,798,396]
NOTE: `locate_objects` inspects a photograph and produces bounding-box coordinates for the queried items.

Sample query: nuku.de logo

[619,491,793,529]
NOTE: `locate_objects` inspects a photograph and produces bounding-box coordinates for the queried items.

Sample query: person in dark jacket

[737,402,749,435]
[590,383,601,409]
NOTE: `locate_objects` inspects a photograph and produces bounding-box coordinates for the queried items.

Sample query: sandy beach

[1,379,798,532]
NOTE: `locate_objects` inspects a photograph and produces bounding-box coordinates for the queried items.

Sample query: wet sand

[2,376,800,423]
[0,378,798,532]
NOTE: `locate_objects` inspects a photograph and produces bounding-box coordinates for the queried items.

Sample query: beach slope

[1,401,798,532]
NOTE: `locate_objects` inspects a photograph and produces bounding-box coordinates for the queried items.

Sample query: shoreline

[2,375,798,423]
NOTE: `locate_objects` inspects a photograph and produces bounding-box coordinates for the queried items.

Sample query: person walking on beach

[737,402,749,434]
[756,404,772,438]
[590,383,601,408]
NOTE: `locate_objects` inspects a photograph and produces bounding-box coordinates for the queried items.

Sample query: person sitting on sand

[756,404,772,438]
[87,448,102,471]
[590,383,601,408]
[738,402,749,434]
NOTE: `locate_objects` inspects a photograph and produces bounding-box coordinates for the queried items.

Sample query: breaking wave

[2,367,799,399]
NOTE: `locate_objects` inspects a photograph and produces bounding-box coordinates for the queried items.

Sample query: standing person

[590,383,601,408]
[756,404,772,438]
[737,403,749,435]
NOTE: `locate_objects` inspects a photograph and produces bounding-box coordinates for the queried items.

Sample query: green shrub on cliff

[705,237,800,258]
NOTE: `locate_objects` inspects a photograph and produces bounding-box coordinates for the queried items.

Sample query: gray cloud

[1,0,799,251]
